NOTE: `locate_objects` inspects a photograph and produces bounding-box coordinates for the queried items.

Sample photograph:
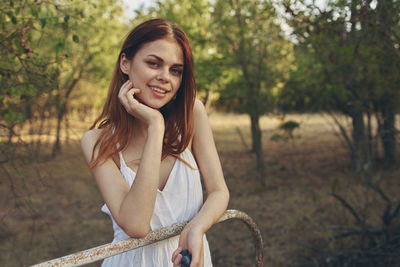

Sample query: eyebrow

[148,54,184,67]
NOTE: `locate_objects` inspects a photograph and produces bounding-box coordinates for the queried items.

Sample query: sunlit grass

[0,112,399,266]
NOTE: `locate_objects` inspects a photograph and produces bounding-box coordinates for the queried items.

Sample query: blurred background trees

[3,0,398,172]
[281,0,400,172]
[0,0,124,156]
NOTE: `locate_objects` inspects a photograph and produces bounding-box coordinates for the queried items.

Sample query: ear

[120,53,131,75]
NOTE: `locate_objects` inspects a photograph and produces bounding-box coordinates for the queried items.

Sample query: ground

[0,112,399,266]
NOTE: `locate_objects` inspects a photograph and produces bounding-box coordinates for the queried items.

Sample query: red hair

[89,19,196,168]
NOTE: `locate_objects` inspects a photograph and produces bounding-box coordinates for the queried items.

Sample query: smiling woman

[80,19,229,267]
[120,38,184,108]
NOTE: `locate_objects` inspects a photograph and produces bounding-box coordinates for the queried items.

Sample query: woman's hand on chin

[171,223,204,267]
[118,80,164,128]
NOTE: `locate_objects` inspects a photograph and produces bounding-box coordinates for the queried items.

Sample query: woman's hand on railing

[172,223,204,267]
[30,210,264,267]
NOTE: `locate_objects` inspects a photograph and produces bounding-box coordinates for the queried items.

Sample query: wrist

[185,220,206,235]
[147,117,165,133]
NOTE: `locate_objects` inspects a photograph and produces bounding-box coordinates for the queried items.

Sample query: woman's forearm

[118,122,165,237]
[188,188,230,234]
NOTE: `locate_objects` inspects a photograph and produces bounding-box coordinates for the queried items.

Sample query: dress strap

[179,148,198,170]
[118,151,127,167]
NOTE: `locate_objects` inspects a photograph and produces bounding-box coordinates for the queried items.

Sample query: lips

[149,85,169,94]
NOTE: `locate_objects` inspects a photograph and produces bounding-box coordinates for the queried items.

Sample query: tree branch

[326,111,354,152]
[332,192,362,225]
[391,201,400,220]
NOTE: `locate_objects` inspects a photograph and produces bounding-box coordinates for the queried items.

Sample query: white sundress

[101,148,213,267]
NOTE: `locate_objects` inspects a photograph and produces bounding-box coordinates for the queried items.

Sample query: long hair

[89,19,196,168]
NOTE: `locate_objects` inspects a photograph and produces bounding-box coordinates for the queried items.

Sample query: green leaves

[0,0,126,141]
[72,34,79,43]
[40,18,47,28]
[54,38,65,54]
[3,111,25,125]
[11,15,17,24]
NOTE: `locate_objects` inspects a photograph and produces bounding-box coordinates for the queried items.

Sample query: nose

[156,67,170,83]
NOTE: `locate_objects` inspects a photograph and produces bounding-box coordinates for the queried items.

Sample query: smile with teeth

[150,86,168,94]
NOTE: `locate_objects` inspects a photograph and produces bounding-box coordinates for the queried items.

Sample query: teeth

[150,86,167,94]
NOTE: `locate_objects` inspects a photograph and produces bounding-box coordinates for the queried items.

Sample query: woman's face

[120,38,184,109]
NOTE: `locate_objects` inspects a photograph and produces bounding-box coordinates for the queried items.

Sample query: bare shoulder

[81,128,103,162]
[81,128,102,147]
[192,98,213,138]
[193,99,210,134]
[193,98,207,117]
[189,99,207,150]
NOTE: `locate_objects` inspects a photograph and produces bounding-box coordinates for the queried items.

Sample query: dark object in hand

[180,249,192,267]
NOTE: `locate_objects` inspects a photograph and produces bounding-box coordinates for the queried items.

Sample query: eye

[171,68,183,76]
[147,61,159,67]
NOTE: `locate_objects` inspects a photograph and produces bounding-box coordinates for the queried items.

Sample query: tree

[211,0,293,185]
[282,0,400,172]
[0,0,60,143]
[46,0,125,156]
[0,0,125,157]
[371,0,400,165]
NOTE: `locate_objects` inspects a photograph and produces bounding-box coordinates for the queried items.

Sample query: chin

[137,95,170,110]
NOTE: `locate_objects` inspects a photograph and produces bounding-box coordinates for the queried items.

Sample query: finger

[171,247,183,262]
[125,88,141,106]
[126,88,141,98]
[121,79,132,91]
[118,86,132,108]
[119,87,139,114]
[118,80,132,100]
[173,254,183,267]
[118,80,133,98]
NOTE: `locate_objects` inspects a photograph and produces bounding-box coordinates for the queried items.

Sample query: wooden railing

[31,210,264,267]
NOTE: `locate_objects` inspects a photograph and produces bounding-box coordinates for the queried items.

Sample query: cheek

[173,77,183,90]
[130,69,150,86]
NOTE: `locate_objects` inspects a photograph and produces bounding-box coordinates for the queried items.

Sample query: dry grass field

[0,112,399,266]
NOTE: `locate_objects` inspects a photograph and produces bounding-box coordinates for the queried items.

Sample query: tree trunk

[381,106,396,165]
[65,111,70,145]
[52,112,63,157]
[351,107,374,174]
[351,109,366,173]
[249,111,265,186]
[7,125,14,144]
[52,100,66,157]
[51,71,83,157]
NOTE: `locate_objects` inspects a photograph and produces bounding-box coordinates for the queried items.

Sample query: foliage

[0,0,125,151]
[208,0,294,185]
[281,0,400,170]
[211,0,294,114]
[0,0,60,137]
[281,0,400,112]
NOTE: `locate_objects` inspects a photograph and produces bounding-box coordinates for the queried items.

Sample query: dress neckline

[119,150,184,193]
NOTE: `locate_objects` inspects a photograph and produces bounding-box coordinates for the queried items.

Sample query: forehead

[136,38,184,65]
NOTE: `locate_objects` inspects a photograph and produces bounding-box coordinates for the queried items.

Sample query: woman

[81,18,229,267]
